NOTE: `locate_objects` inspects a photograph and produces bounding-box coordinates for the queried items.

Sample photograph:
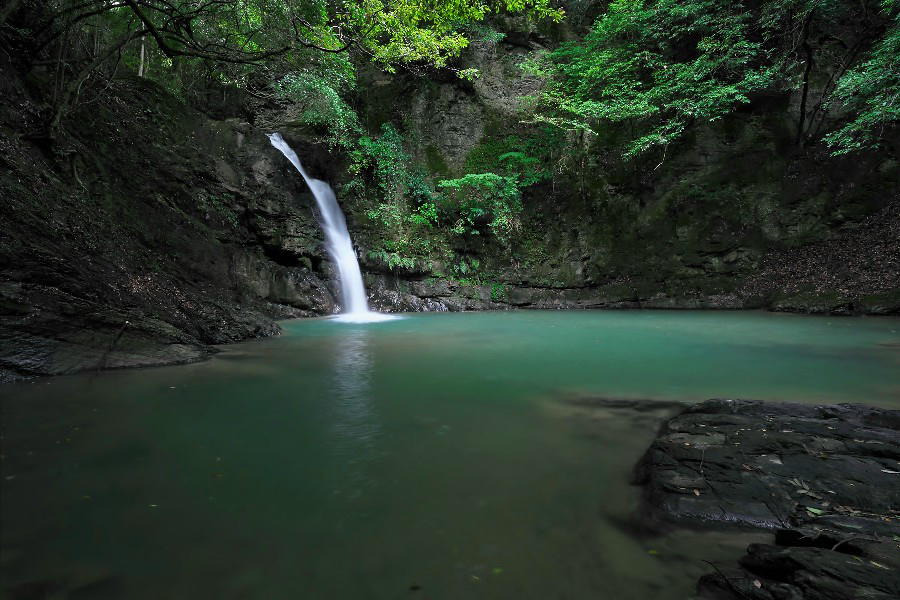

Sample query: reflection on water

[330,327,381,499]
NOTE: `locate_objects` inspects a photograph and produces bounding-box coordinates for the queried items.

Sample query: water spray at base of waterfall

[330,312,396,324]
[268,132,397,323]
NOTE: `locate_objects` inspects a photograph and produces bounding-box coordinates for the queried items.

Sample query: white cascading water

[268,133,393,323]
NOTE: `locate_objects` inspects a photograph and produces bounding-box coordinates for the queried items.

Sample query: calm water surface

[2,310,899,599]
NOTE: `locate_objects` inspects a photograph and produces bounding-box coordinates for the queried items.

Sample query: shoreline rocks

[633,399,900,599]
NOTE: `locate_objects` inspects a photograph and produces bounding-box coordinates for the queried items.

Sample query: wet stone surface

[634,399,900,599]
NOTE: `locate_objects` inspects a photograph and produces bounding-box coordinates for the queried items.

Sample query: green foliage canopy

[42,0,563,76]
[524,0,780,157]
[25,0,563,131]
[823,1,900,154]
[525,0,898,157]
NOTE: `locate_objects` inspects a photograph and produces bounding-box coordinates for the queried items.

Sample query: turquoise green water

[2,310,899,599]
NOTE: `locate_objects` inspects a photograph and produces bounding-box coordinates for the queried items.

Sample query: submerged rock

[634,399,900,599]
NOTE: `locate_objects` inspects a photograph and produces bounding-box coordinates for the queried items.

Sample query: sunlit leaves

[526,0,776,157]
[330,0,560,74]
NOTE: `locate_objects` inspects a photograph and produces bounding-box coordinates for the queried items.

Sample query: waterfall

[268,133,394,323]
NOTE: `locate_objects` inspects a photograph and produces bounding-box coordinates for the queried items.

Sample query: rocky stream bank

[634,399,900,600]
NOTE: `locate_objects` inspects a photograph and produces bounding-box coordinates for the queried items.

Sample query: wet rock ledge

[634,399,900,600]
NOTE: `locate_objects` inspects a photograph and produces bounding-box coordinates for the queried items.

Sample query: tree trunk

[796,10,816,145]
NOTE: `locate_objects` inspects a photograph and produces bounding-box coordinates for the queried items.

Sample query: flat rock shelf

[634,399,900,599]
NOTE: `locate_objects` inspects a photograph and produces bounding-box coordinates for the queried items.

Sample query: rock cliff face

[355,32,899,314]
[0,64,329,381]
[1,22,898,380]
